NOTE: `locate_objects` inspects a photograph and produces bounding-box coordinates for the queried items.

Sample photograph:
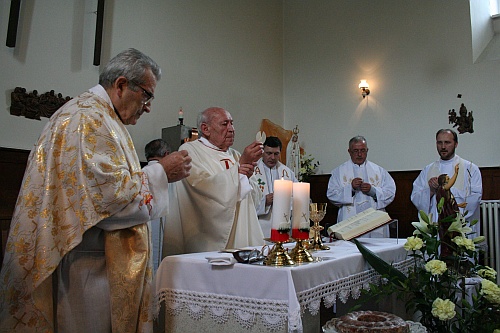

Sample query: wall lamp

[359,80,370,98]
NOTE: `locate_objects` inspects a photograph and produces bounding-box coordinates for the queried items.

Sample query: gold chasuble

[0,92,157,332]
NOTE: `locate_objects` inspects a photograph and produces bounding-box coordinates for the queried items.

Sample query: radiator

[480,200,500,284]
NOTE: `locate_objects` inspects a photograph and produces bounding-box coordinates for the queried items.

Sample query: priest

[411,129,482,235]
[163,107,264,255]
[327,135,396,237]
[0,49,191,332]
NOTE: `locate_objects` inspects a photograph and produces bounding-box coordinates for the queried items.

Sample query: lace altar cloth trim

[297,257,413,316]
[155,258,413,332]
[155,288,295,332]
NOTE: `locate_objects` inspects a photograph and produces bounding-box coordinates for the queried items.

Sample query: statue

[436,164,467,259]
[448,103,474,134]
[286,125,301,178]
[10,87,27,116]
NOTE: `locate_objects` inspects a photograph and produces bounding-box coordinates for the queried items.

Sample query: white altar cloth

[154,238,412,333]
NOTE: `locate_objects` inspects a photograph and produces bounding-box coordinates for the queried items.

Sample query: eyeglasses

[131,80,154,105]
[351,149,368,154]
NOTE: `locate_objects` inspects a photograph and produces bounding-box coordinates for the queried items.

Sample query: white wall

[0,0,284,161]
[2,1,499,172]
[284,0,500,173]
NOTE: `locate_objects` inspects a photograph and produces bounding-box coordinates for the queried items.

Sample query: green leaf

[439,215,456,224]
[425,237,439,256]
[353,239,407,284]
[437,197,444,212]
[419,210,430,224]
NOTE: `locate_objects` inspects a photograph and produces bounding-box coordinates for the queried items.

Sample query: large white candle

[292,182,310,230]
[271,178,293,231]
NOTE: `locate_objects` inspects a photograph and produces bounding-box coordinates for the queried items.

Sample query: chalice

[309,203,330,251]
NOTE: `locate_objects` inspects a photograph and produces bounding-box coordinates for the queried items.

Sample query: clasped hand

[428,177,439,192]
[352,177,372,194]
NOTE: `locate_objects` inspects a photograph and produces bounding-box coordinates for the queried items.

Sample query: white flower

[404,236,423,251]
[480,279,500,305]
[448,223,472,236]
[412,211,432,235]
[431,298,456,321]
[425,260,447,275]
[477,266,497,281]
[452,236,475,251]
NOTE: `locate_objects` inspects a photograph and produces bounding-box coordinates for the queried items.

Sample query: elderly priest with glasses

[0,49,191,333]
[326,135,396,238]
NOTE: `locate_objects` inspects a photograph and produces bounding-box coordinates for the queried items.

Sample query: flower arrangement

[299,152,319,182]
[355,202,500,333]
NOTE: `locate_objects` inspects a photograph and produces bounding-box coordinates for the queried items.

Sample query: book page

[327,208,391,240]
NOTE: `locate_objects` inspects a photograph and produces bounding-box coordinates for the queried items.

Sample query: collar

[199,137,228,152]
[88,84,123,121]
[439,155,457,165]
[88,84,113,108]
[263,161,282,171]
[349,160,367,168]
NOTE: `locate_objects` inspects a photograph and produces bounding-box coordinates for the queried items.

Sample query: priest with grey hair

[327,135,396,237]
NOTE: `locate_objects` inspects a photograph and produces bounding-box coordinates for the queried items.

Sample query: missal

[327,208,392,240]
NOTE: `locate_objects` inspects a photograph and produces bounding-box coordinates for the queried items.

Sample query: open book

[327,208,392,240]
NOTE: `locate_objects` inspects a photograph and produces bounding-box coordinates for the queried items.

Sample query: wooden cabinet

[0,148,30,267]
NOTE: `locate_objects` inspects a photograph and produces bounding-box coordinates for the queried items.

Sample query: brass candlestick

[290,238,314,263]
[263,239,295,266]
[309,203,330,251]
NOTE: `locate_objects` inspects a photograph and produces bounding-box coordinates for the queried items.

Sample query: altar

[153,238,412,333]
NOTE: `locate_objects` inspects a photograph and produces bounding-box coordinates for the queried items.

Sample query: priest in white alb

[327,136,396,238]
[163,107,264,255]
[411,129,482,235]
[254,136,298,237]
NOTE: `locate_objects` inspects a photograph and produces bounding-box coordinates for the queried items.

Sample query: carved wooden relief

[10,87,72,120]
[448,103,474,134]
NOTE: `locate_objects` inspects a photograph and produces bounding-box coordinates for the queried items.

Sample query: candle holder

[290,238,314,263]
[263,239,295,266]
[309,203,330,251]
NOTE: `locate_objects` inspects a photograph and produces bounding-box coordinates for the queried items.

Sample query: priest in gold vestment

[0,49,191,333]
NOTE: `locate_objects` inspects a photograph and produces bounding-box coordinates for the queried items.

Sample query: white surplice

[253,159,298,237]
[410,155,482,235]
[326,160,396,238]
[163,139,264,256]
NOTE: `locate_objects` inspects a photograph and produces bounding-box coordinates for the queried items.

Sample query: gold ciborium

[309,203,330,250]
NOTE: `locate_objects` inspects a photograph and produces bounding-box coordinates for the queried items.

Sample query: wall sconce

[358,80,370,98]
